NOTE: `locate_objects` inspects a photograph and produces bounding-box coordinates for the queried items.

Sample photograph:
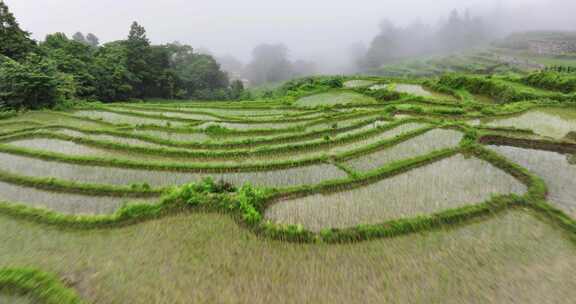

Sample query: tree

[124,21,152,98]
[0,54,72,109]
[41,32,97,97]
[165,43,229,98]
[72,32,87,44]
[86,33,99,47]
[0,1,36,60]
[229,80,244,99]
[437,9,488,51]
[246,44,292,85]
[216,54,244,78]
[292,60,316,77]
[91,41,133,101]
[362,20,399,68]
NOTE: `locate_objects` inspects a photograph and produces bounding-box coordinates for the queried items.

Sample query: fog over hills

[6,0,576,76]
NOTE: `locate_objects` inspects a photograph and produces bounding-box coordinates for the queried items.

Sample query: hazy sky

[5,0,576,64]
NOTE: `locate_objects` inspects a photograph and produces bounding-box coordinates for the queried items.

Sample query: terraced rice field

[1,86,576,303]
[265,154,526,231]
[391,83,456,100]
[295,91,377,107]
[481,107,576,139]
[489,145,576,217]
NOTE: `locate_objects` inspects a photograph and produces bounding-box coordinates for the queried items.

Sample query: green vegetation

[522,71,576,93]
[0,3,240,111]
[3,0,576,299]
[2,7,576,299]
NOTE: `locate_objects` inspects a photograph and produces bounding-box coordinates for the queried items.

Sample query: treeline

[0,1,243,110]
[358,9,489,70]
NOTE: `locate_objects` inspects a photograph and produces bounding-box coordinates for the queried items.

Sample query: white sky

[5,0,574,63]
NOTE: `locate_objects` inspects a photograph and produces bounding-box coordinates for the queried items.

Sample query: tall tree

[86,33,100,47]
[245,44,292,85]
[72,32,87,44]
[165,42,229,98]
[0,1,36,60]
[124,21,152,97]
[41,32,96,97]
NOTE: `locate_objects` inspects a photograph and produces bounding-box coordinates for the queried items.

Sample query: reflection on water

[392,84,456,100]
[481,108,576,139]
[489,145,576,218]
[343,80,376,88]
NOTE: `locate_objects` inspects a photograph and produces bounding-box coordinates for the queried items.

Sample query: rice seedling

[6,138,134,159]
[73,110,189,127]
[489,145,576,217]
[0,180,154,215]
[107,107,223,121]
[131,129,211,142]
[343,80,376,88]
[392,83,456,100]
[201,120,311,131]
[0,210,574,303]
[2,72,576,303]
[295,91,378,107]
[0,152,347,187]
[0,294,36,304]
[481,107,576,139]
[265,154,526,231]
[3,112,110,129]
[52,129,168,149]
[345,128,463,172]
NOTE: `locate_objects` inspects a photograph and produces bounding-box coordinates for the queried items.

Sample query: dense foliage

[0,2,240,110]
[523,71,576,94]
[436,74,536,102]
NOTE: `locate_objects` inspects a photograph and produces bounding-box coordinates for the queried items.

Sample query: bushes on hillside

[522,71,576,94]
[278,76,344,96]
[436,74,535,103]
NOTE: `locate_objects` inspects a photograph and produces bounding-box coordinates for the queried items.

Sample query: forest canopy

[0,1,242,110]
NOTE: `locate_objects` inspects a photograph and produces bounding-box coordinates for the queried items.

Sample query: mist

[5,0,576,80]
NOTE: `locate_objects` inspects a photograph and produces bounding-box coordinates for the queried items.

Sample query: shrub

[236,183,267,225]
[204,124,230,135]
[436,74,536,103]
[523,71,576,94]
